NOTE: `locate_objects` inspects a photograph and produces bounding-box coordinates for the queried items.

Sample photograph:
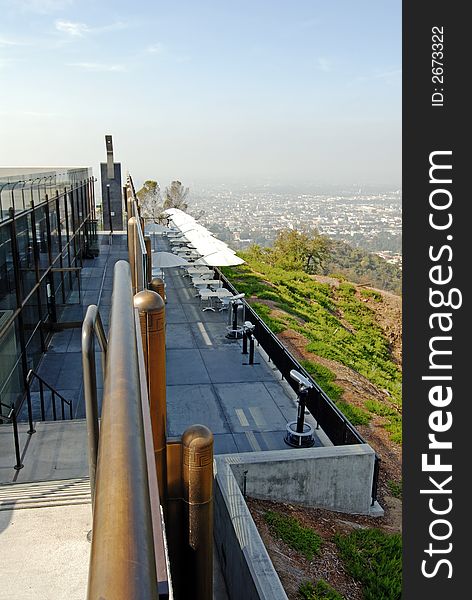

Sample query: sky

[0,0,401,189]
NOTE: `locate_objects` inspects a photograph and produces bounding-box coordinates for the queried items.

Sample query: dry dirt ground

[248,496,395,600]
[246,283,402,599]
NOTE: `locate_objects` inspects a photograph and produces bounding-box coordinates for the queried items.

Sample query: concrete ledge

[214,444,382,600]
[222,444,380,515]
[214,457,288,600]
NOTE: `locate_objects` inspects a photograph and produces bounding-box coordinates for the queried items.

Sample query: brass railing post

[151,277,166,303]
[133,289,167,503]
[182,425,214,600]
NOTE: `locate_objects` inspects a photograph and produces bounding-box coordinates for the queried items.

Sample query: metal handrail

[87,260,158,599]
[0,177,93,222]
[126,176,149,292]
[82,304,108,504]
[26,369,73,421]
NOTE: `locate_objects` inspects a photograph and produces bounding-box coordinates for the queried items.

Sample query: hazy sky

[0,0,401,188]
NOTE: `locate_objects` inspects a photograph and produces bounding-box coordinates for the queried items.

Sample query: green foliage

[163,180,189,211]
[300,360,343,401]
[256,290,280,302]
[336,402,371,426]
[223,250,402,439]
[299,580,344,600]
[387,479,403,500]
[325,239,402,295]
[136,179,159,201]
[384,415,402,444]
[136,180,162,221]
[334,528,402,600]
[264,511,322,561]
[251,302,286,334]
[364,399,396,417]
[363,400,400,443]
[360,288,382,302]
[269,229,331,274]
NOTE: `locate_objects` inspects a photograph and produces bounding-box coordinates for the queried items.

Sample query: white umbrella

[177,222,204,233]
[169,236,189,245]
[178,223,212,237]
[194,251,245,267]
[184,231,231,253]
[165,208,195,227]
[152,252,190,268]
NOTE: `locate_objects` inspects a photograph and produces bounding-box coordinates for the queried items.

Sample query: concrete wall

[226,445,377,515]
[214,458,288,600]
[213,445,381,600]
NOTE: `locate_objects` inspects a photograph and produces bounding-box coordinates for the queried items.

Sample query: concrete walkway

[0,420,89,484]
[0,501,92,600]
[31,234,130,420]
[159,233,322,455]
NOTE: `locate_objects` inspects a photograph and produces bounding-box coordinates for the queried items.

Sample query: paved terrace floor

[1,232,324,482]
[157,233,323,454]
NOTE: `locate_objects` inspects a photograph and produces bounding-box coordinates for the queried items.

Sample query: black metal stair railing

[0,369,73,471]
[26,369,73,422]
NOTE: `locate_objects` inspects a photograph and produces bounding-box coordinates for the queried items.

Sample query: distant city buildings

[188,186,402,268]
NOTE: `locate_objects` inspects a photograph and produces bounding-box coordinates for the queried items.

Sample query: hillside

[325,239,402,294]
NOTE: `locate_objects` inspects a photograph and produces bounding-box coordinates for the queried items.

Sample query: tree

[136,179,193,224]
[163,181,189,211]
[136,180,162,222]
[271,229,331,274]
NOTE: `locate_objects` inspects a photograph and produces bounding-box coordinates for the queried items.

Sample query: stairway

[0,477,91,511]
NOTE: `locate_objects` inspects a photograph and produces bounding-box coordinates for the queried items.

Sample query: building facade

[0,168,96,420]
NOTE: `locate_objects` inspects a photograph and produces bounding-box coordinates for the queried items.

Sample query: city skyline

[1,1,401,186]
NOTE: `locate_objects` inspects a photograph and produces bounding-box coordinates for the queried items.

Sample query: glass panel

[25,324,43,371]
[16,214,37,299]
[23,290,42,347]
[0,221,16,310]
[0,318,22,412]
[12,186,26,212]
[35,205,49,270]
[59,193,66,232]
[48,199,60,260]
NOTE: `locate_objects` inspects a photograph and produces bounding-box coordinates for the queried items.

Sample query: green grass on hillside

[299,580,344,600]
[264,510,322,561]
[223,255,402,441]
[334,529,402,600]
[299,360,343,401]
[387,479,403,500]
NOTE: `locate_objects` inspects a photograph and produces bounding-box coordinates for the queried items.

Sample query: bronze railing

[86,179,214,600]
[87,260,164,599]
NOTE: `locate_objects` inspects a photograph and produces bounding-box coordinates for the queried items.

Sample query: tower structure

[100,135,123,231]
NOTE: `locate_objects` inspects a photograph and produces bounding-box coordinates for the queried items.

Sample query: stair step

[0,476,89,494]
[0,498,91,511]
[0,477,91,510]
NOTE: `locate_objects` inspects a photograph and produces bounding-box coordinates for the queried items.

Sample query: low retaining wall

[228,444,377,515]
[214,456,288,600]
[214,445,382,600]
